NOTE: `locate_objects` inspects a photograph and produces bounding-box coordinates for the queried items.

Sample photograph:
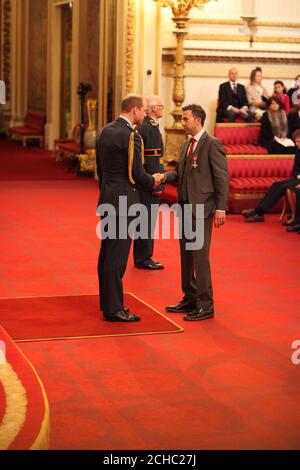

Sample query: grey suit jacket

[164,131,229,218]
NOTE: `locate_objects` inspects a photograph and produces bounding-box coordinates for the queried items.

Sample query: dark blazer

[165,131,229,218]
[96,117,154,214]
[292,148,300,178]
[216,81,249,121]
[288,110,300,139]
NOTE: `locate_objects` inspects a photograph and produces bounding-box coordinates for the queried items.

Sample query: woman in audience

[260,97,295,154]
[246,67,269,119]
[272,80,290,113]
[288,74,300,109]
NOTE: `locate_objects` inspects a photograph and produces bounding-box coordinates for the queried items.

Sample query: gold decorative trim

[163,54,300,65]
[186,33,300,44]
[126,0,136,94]
[215,123,260,128]
[227,154,294,160]
[229,192,266,200]
[189,19,300,29]
[0,361,27,450]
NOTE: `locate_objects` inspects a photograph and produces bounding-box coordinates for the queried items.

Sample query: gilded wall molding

[126,0,136,94]
[2,0,11,101]
[186,33,300,44]
[189,19,300,29]
[163,54,300,65]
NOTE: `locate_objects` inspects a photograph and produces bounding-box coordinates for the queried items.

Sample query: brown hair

[268,96,284,110]
[250,67,262,84]
[121,94,143,112]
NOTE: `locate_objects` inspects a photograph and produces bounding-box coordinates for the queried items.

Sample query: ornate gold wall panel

[2,0,11,102]
[163,54,300,65]
[126,0,136,94]
[27,0,48,112]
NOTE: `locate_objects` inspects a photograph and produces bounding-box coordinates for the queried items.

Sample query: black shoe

[104,309,141,322]
[184,307,214,321]
[245,214,264,223]
[135,259,164,270]
[241,208,256,218]
[165,299,196,313]
[287,223,300,233]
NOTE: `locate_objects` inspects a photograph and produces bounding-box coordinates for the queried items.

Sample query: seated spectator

[260,97,295,154]
[246,67,269,120]
[288,104,300,138]
[241,129,300,223]
[288,74,300,109]
[286,186,300,233]
[216,67,253,122]
[272,80,290,113]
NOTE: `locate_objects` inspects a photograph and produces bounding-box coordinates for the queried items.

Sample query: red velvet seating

[214,123,268,155]
[227,155,294,213]
[9,110,46,147]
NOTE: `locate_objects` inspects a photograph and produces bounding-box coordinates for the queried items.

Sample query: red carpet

[1,140,300,449]
[0,326,49,450]
[0,140,77,180]
[0,294,182,342]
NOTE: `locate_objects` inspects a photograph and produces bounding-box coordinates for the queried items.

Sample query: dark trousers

[291,188,300,222]
[179,212,214,309]
[221,110,254,123]
[98,216,133,315]
[257,178,298,214]
[133,191,160,265]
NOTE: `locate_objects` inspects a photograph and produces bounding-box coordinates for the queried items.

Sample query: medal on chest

[192,154,198,169]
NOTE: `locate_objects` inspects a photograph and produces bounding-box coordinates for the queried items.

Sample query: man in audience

[287,187,300,233]
[216,67,253,122]
[242,129,300,223]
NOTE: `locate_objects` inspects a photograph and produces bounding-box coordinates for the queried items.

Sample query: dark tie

[187,138,196,159]
[233,83,237,94]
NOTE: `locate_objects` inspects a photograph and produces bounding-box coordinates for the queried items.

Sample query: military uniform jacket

[96,117,154,214]
[138,115,164,193]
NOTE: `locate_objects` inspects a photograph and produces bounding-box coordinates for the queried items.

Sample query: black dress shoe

[241,208,256,218]
[287,223,300,233]
[184,307,214,321]
[104,309,141,322]
[165,299,196,313]
[135,259,164,270]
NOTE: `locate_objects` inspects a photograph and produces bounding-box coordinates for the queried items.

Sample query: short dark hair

[182,104,206,126]
[293,129,300,140]
[121,94,143,112]
[274,80,287,93]
[268,96,284,110]
[250,67,262,84]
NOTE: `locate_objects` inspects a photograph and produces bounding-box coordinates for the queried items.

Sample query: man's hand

[214,210,226,228]
[296,184,300,190]
[152,173,164,189]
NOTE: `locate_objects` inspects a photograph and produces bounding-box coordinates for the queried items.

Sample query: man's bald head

[228,68,238,82]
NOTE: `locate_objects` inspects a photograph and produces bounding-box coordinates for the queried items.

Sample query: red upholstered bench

[228,155,295,213]
[214,123,268,155]
[9,110,46,147]
[160,155,295,214]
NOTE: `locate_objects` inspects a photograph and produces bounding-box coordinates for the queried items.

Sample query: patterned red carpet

[1,140,300,449]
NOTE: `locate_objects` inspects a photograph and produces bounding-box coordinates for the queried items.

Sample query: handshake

[152,173,165,189]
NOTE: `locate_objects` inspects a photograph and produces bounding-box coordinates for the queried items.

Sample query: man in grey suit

[163,104,229,321]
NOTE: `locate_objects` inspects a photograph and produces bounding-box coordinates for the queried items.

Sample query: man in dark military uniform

[96,94,161,322]
[133,95,165,270]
